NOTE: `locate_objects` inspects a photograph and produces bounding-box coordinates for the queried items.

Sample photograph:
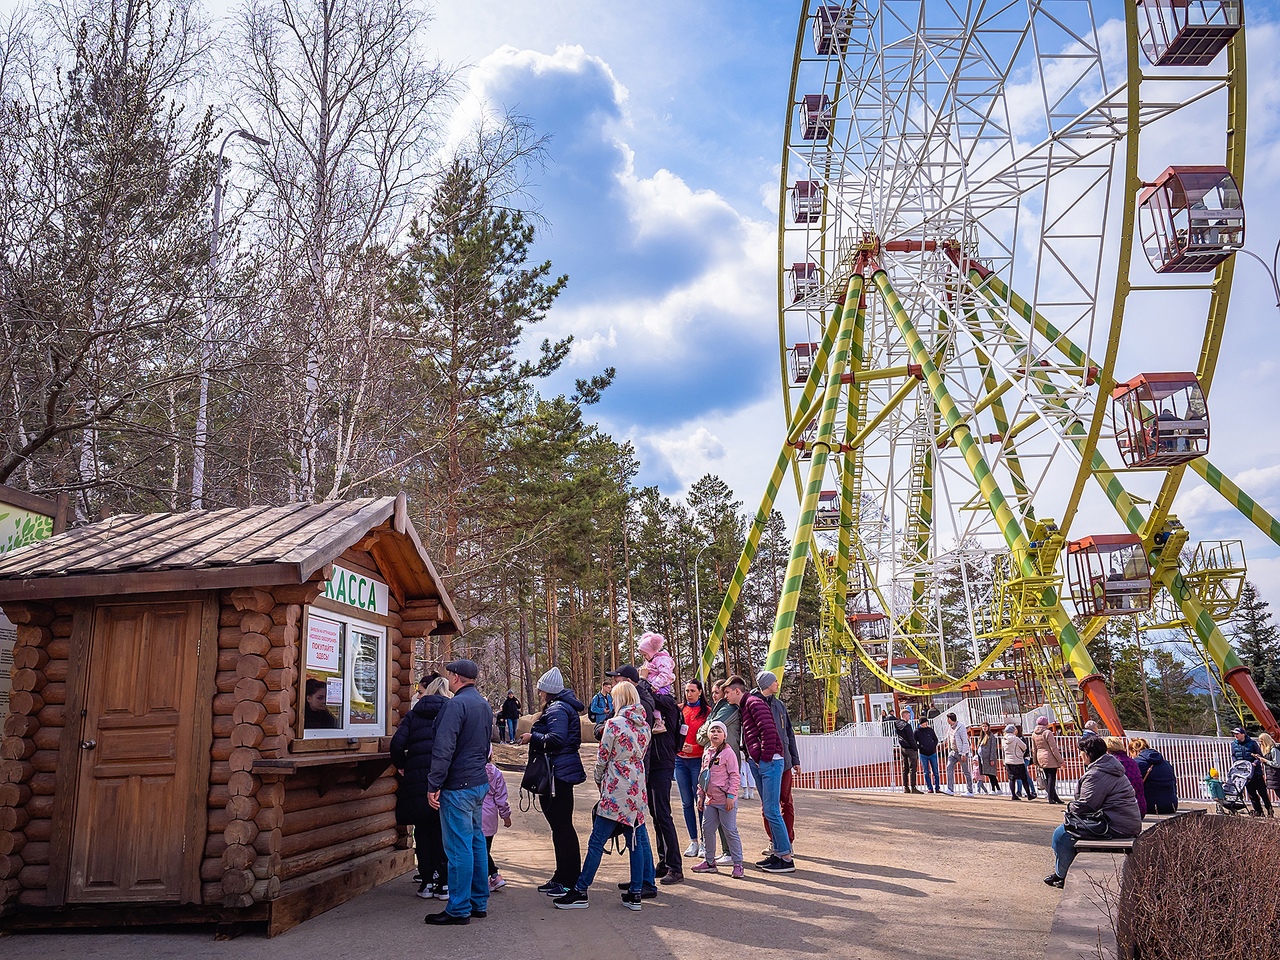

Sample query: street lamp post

[692,542,713,687]
[191,128,268,510]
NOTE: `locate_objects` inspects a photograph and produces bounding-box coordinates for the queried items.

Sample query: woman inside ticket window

[305,677,339,729]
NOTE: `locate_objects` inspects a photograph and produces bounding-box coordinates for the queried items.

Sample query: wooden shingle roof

[0,495,460,632]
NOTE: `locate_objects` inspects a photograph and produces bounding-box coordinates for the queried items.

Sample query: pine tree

[1230,580,1280,719]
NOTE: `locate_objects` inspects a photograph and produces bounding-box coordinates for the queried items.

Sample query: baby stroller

[1208,760,1255,815]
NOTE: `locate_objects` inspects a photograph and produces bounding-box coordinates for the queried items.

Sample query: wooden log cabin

[0,494,460,935]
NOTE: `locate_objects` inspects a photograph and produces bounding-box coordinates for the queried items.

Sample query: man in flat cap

[425,659,494,925]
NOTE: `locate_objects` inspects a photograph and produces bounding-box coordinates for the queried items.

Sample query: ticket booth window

[303,610,387,737]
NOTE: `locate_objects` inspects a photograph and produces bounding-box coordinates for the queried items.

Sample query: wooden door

[67,601,204,902]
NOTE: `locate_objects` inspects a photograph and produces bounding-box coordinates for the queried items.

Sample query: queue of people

[393,637,807,920]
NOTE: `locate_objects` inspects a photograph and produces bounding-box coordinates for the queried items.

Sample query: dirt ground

[5,774,1071,960]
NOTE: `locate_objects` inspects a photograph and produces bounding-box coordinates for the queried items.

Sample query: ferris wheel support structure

[699,0,1280,739]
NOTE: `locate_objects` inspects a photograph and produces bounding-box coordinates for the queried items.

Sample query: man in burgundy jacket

[726,674,794,873]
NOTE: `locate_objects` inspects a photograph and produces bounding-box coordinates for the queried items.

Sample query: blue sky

[427,2,1280,605]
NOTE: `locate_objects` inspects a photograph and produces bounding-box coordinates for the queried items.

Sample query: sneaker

[754,856,774,868]
[759,856,796,874]
[716,853,733,865]
[617,883,658,899]
[683,841,700,858]
[659,871,684,885]
[621,891,642,911]
[690,860,717,873]
[433,885,450,900]
[553,889,589,909]
[697,841,706,859]
[489,874,505,891]
[731,864,745,879]
[761,847,775,858]
[538,881,567,897]
[943,788,954,795]
[1044,874,1065,888]
[416,882,434,900]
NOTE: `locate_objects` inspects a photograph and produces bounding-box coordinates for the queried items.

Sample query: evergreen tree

[1230,580,1280,719]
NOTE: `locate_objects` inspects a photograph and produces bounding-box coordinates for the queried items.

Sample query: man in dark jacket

[391,675,449,897]
[425,659,493,925]
[1231,726,1271,816]
[760,673,801,846]
[914,718,940,793]
[729,673,793,873]
[892,712,921,794]
[499,690,521,743]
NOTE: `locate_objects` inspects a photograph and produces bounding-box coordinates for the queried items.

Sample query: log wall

[0,600,71,909]
[1,539,433,916]
[205,583,315,908]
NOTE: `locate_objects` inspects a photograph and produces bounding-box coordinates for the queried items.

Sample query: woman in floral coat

[552,680,651,911]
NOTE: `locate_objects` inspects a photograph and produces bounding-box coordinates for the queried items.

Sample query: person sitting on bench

[1044,735,1143,888]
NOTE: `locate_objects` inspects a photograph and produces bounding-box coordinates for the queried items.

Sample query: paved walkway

[6,776,1069,960]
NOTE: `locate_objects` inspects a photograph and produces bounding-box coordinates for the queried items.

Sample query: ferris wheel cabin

[813,5,855,55]
[790,262,821,303]
[1138,166,1243,273]
[791,180,823,223]
[1067,535,1154,617]
[1137,0,1242,66]
[799,94,832,140]
[789,341,821,383]
[1111,373,1208,468]
[815,490,840,529]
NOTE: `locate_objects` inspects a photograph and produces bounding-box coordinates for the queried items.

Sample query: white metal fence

[794,729,1238,802]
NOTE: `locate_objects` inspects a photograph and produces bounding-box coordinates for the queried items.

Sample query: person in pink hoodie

[481,749,512,890]
[691,720,744,878]
[638,632,675,696]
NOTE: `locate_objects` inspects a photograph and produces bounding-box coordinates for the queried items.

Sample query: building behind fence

[794,730,1236,803]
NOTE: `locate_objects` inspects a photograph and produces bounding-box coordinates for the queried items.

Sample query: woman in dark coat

[519,667,587,897]
[1129,737,1179,815]
[391,674,451,898]
[976,722,1002,794]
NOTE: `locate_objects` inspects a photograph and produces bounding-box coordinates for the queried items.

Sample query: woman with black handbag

[519,667,586,897]
[1044,736,1142,888]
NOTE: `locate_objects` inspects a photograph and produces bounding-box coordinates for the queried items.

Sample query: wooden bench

[1073,837,1136,855]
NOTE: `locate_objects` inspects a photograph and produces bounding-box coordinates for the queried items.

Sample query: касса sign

[323,563,389,614]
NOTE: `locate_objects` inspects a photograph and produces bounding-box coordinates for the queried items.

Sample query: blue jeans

[576,813,635,893]
[674,756,701,841]
[439,783,489,917]
[920,753,940,791]
[1051,824,1077,878]
[749,757,791,857]
[504,718,517,743]
[631,824,656,892]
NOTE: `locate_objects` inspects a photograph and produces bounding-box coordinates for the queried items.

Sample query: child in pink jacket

[638,632,675,695]
[691,720,744,877]
[481,750,512,890]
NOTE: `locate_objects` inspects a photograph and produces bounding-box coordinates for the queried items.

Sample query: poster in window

[307,616,342,672]
[349,629,380,725]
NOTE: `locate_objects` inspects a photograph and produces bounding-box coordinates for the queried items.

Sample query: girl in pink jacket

[481,750,512,890]
[638,632,676,695]
[691,721,744,877]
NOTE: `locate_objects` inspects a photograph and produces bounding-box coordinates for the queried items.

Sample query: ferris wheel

[700,0,1280,736]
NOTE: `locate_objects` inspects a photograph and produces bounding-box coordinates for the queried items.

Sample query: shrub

[1117,814,1280,959]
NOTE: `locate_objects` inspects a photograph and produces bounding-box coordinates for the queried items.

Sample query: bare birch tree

[231,0,452,501]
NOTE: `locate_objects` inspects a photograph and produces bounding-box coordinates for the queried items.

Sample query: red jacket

[740,692,783,763]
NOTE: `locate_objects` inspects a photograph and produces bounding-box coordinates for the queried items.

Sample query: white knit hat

[537,667,565,695]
